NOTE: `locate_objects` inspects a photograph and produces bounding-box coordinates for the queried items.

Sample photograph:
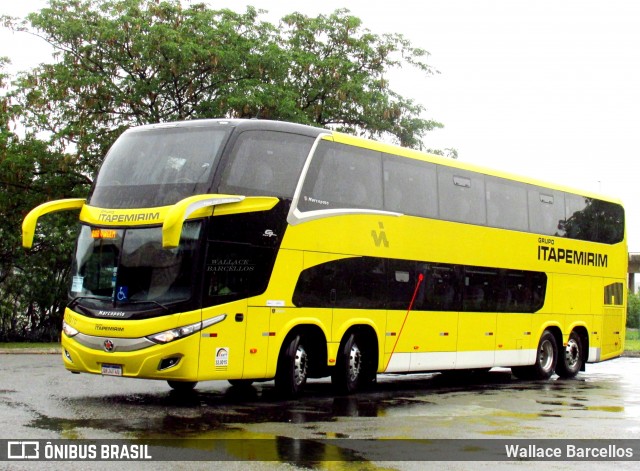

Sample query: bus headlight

[146,314,227,345]
[62,321,79,338]
[147,321,202,344]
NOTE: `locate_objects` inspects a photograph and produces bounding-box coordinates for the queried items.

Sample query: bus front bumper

[61,331,200,381]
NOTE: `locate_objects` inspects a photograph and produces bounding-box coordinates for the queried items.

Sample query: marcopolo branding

[537,238,608,267]
[98,210,160,223]
[98,311,127,318]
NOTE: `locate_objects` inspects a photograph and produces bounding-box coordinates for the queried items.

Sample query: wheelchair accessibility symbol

[116,286,128,301]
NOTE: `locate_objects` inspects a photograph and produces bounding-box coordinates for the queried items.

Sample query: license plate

[101,364,123,376]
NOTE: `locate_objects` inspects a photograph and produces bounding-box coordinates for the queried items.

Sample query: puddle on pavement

[24,366,627,469]
[29,368,616,436]
[586,405,625,413]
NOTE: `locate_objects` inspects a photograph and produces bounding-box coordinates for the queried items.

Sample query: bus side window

[528,188,565,237]
[299,141,383,211]
[383,155,438,218]
[420,264,460,311]
[203,242,275,307]
[485,176,528,232]
[463,267,501,312]
[387,260,417,309]
[219,130,313,198]
[437,167,486,226]
[292,264,336,308]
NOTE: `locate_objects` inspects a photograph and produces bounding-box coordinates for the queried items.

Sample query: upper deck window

[383,155,438,218]
[486,176,528,232]
[528,188,566,237]
[294,138,624,245]
[90,126,229,208]
[218,130,314,198]
[438,167,486,226]
[562,194,625,244]
[298,141,383,212]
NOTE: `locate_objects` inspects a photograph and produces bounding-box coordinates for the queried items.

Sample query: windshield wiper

[116,299,172,312]
[67,296,111,309]
[68,296,184,313]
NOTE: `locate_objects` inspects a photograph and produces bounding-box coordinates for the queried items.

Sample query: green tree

[628,292,640,330]
[1,61,86,341]
[5,0,442,178]
[1,0,444,340]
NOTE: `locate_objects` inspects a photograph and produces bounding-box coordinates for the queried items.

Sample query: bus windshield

[69,221,202,309]
[90,126,229,208]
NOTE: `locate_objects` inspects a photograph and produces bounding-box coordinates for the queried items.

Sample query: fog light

[64,349,73,363]
[158,356,181,371]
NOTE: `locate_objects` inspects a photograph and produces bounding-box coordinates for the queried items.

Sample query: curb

[622,351,640,358]
[0,348,59,354]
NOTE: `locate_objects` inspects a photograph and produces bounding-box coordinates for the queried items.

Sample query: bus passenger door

[243,306,271,379]
[602,278,625,360]
[199,301,247,380]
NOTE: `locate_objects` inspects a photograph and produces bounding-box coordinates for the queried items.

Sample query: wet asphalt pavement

[1,353,639,470]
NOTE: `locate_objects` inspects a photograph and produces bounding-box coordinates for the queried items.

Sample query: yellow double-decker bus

[22,119,627,396]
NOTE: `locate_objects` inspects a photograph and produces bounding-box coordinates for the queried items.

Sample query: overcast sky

[2,0,639,252]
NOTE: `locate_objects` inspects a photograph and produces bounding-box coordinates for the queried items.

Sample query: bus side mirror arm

[22,198,86,249]
[162,194,245,249]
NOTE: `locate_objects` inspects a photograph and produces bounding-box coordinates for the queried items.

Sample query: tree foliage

[6,0,442,176]
[629,292,640,330]
[1,61,84,340]
[0,0,443,340]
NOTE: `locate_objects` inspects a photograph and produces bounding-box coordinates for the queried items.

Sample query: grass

[625,329,640,352]
[0,342,59,349]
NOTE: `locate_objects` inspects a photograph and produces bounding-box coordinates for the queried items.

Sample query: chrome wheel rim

[347,343,362,383]
[539,339,554,372]
[293,344,308,386]
[564,338,580,369]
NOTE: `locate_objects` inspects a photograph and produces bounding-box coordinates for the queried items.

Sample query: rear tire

[512,330,558,380]
[275,334,308,398]
[332,333,363,394]
[555,331,583,379]
[332,332,377,394]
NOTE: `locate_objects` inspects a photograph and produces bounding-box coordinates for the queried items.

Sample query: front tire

[275,334,309,398]
[167,380,197,391]
[228,379,254,387]
[555,331,583,378]
[512,330,558,380]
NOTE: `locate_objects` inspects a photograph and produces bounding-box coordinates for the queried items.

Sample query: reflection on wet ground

[29,371,509,436]
[2,356,639,468]
[22,362,636,440]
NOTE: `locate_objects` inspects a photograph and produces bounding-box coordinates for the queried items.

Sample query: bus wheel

[167,380,197,391]
[332,333,365,394]
[555,331,583,379]
[228,379,254,387]
[512,330,558,380]
[275,334,308,397]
